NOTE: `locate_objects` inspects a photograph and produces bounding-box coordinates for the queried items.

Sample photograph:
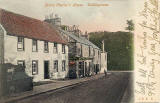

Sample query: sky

[0,0,134,33]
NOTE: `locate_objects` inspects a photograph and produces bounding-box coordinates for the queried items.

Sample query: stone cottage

[0,9,69,81]
[45,15,102,78]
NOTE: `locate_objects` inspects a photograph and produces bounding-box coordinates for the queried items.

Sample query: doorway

[44,61,49,79]
[85,62,87,76]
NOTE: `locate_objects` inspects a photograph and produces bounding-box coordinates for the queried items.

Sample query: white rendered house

[100,40,107,73]
[0,9,69,81]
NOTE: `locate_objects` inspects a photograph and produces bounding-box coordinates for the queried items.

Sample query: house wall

[100,52,107,73]
[76,43,96,75]
[93,49,101,72]
[68,42,76,57]
[82,44,89,58]
[89,47,94,57]
[93,49,101,64]
[76,42,82,57]
[3,31,68,81]
[57,29,102,76]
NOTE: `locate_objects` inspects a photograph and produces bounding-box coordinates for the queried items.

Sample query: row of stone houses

[0,9,107,81]
[45,15,107,78]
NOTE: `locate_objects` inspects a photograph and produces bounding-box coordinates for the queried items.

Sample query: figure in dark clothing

[104,69,107,77]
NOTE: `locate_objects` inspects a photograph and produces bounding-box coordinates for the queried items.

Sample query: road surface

[12,72,133,103]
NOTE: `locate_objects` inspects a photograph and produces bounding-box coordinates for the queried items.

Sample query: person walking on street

[104,69,107,77]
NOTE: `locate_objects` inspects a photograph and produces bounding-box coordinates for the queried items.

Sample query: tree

[89,31,133,71]
[125,20,134,32]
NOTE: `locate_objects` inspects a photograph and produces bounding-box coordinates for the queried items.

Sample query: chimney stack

[44,14,61,27]
[85,31,89,40]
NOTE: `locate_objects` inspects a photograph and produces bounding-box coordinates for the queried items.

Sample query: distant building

[45,15,103,78]
[45,14,61,27]
[100,40,107,73]
[0,9,69,81]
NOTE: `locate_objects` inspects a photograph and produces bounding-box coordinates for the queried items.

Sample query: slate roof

[60,29,100,50]
[0,9,67,44]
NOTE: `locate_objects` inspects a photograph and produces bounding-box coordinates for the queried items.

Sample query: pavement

[0,73,104,103]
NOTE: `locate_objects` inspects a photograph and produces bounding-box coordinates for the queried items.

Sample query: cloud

[0,0,45,19]
[0,0,134,32]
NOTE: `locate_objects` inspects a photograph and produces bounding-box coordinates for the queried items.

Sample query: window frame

[62,44,65,54]
[53,43,58,53]
[89,46,91,56]
[93,49,95,56]
[62,60,66,71]
[32,39,38,52]
[17,37,24,51]
[44,41,49,53]
[81,44,83,56]
[17,60,25,68]
[54,60,58,72]
[32,60,38,75]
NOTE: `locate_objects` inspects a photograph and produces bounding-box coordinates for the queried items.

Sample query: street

[12,72,133,103]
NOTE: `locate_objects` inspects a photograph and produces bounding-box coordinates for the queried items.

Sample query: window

[62,44,65,54]
[62,60,66,71]
[32,39,38,52]
[17,60,25,68]
[98,51,100,56]
[89,46,91,56]
[89,62,91,72]
[98,51,101,58]
[54,60,58,72]
[17,37,24,51]
[44,41,49,53]
[53,43,58,53]
[93,49,95,56]
[81,45,83,56]
[32,60,38,75]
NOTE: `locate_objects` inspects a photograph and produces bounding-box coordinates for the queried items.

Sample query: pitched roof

[60,29,100,50]
[0,9,67,44]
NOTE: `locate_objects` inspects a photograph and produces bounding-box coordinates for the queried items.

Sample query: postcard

[0,0,159,103]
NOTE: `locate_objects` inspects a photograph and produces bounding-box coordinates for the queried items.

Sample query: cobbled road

[14,72,133,103]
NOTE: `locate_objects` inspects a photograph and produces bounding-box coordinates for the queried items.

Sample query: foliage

[69,56,92,61]
[125,20,134,32]
[61,25,68,30]
[89,31,133,71]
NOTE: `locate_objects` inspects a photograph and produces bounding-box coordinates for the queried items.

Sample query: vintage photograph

[0,0,136,103]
